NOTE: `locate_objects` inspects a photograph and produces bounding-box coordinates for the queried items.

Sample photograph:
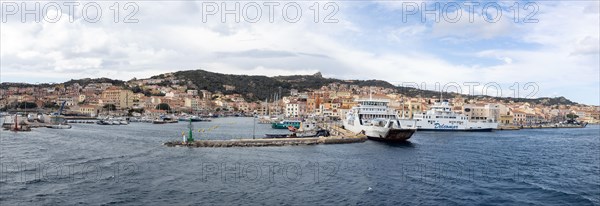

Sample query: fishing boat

[271,120,302,129]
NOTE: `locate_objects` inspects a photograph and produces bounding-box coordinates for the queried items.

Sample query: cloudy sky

[1,0,599,105]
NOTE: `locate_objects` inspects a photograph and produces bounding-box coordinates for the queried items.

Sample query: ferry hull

[367,129,416,142]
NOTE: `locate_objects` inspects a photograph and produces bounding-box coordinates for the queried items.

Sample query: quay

[163,124,367,148]
[65,116,98,124]
[496,123,588,130]
[163,136,367,148]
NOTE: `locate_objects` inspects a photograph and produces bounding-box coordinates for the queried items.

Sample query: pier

[163,125,367,148]
[496,123,588,130]
[163,136,366,148]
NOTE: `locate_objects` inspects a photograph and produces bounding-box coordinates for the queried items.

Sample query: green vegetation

[566,113,579,119]
[103,104,117,111]
[63,78,125,87]
[156,103,171,111]
[175,70,400,102]
[16,102,37,109]
[43,102,60,109]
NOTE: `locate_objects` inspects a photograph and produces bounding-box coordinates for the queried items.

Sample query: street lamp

[252,112,257,139]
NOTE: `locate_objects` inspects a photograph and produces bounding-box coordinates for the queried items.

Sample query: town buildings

[1,77,598,125]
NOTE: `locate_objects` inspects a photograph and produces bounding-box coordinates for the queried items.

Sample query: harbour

[1,117,598,205]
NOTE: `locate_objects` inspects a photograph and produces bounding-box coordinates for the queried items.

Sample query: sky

[1,0,599,105]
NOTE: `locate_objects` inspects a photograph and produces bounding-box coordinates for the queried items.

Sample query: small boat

[153,119,178,124]
[264,134,289,138]
[295,129,331,138]
[178,116,212,122]
[96,120,110,125]
[264,129,331,138]
[96,117,128,125]
[153,120,167,124]
[46,124,72,129]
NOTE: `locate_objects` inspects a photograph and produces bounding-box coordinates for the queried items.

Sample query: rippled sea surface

[1,117,599,205]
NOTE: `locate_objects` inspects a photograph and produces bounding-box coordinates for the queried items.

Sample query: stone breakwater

[163,135,367,148]
[163,124,368,148]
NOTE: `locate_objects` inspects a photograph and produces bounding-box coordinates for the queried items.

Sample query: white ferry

[404,100,498,131]
[343,99,416,141]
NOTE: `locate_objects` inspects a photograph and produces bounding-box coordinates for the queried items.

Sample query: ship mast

[402,98,406,119]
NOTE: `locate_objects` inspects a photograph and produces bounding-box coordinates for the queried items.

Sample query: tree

[131,86,143,93]
[128,108,144,116]
[43,102,59,109]
[156,103,171,111]
[103,104,117,111]
[16,102,37,109]
[566,113,579,119]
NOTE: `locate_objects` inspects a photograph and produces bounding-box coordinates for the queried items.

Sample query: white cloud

[431,8,516,40]
[0,1,598,104]
[572,36,600,55]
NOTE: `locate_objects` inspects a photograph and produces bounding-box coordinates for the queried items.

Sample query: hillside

[175,70,406,101]
[62,78,125,87]
[0,69,579,106]
[174,70,577,105]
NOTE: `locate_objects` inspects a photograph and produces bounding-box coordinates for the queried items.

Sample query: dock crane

[51,101,67,116]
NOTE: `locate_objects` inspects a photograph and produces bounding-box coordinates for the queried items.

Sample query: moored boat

[400,100,498,131]
[46,124,72,129]
[96,120,110,125]
[271,120,302,129]
[178,116,212,122]
[265,129,331,138]
[343,99,416,142]
[153,118,178,124]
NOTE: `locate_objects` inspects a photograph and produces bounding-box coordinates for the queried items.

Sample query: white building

[285,101,306,117]
[463,103,500,122]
